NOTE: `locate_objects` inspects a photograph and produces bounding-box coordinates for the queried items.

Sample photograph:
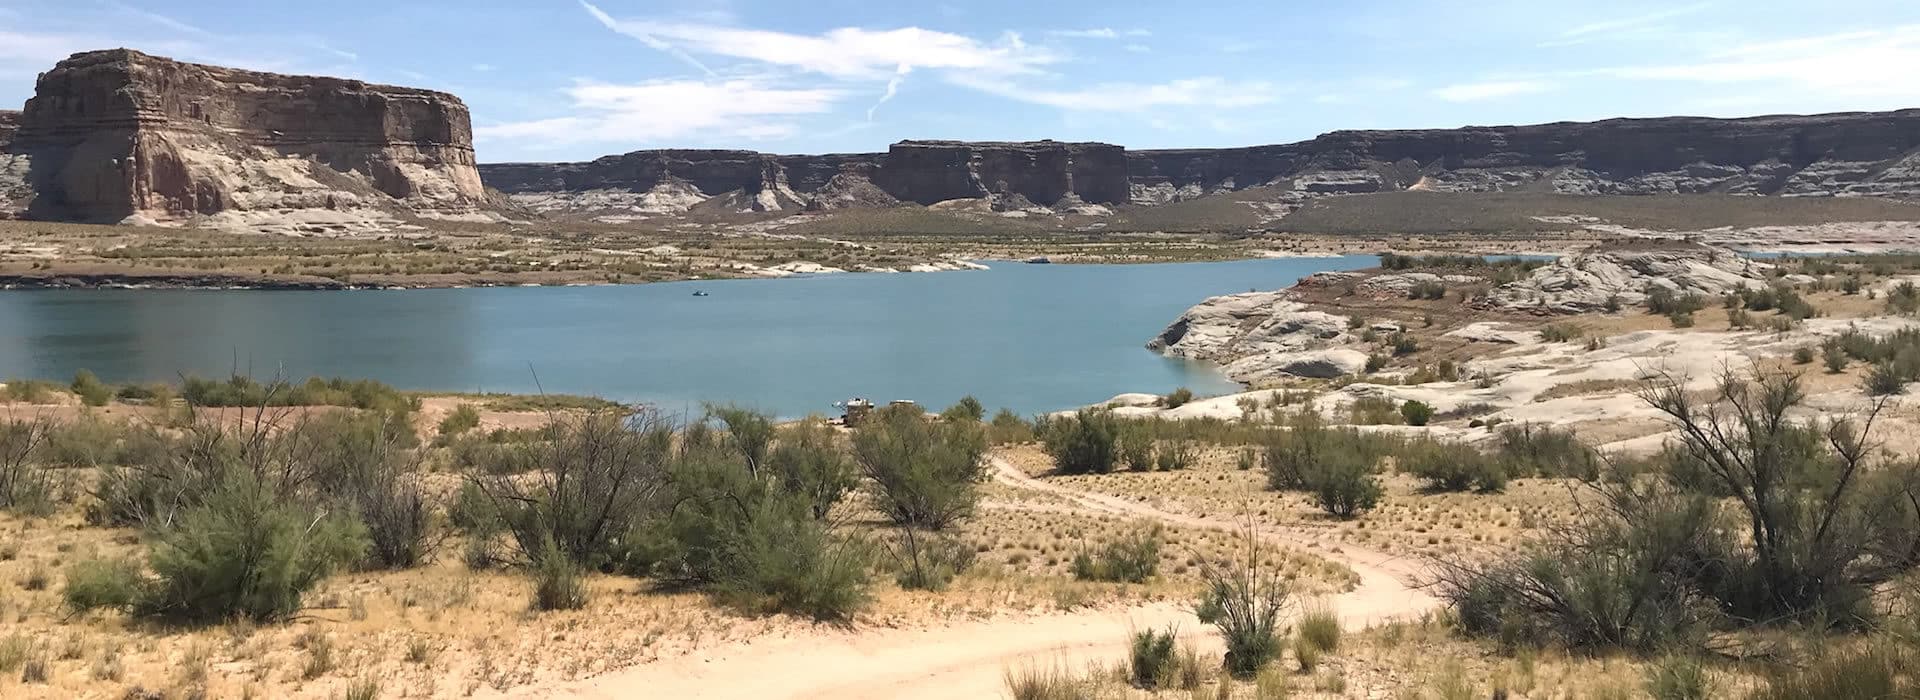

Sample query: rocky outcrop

[484,109,1920,217]
[1147,292,1365,383]
[4,49,497,226]
[0,110,26,216]
[1479,242,1770,313]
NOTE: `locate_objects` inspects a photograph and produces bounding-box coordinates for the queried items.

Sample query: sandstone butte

[7,48,1920,226]
[0,48,496,225]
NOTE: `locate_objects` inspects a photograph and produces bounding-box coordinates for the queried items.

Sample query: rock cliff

[485,109,1920,218]
[1146,292,1368,383]
[3,49,497,227]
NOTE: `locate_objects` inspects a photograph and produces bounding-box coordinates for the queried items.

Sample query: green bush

[1864,361,1910,395]
[1118,424,1154,472]
[62,558,145,613]
[530,539,587,611]
[1747,646,1912,700]
[1400,400,1434,427]
[1158,387,1195,409]
[1404,441,1505,493]
[1491,423,1598,480]
[1071,528,1161,583]
[1153,441,1194,471]
[1792,346,1816,364]
[1537,323,1585,343]
[70,370,112,407]
[475,411,672,569]
[703,497,872,621]
[987,409,1034,445]
[891,530,974,592]
[1408,280,1447,300]
[1040,409,1120,475]
[1199,531,1289,679]
[1296,604,1341,654]
[1313,456,1382,519]
[1645,287,1705,316]
[0,379,57,403]
[1644,654,1714,700]
[180,375,417,415]
[1128,627,1179,689]
[0,420,54,513]
[853,404,988,530]
[1348,396,1403,425]
[138,474,368,623]
[437,404,481,436]
[767,418,856,520]
[934,396,980,423]
[1390,333,1419,356]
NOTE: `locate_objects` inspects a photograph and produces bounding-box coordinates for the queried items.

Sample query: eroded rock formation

[1479,242,1770,314]
[2,49,497,227]
[485,110,1920,218]
[1146,292,1367,383]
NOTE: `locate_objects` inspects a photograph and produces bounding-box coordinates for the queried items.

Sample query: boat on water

[691,290,710,297]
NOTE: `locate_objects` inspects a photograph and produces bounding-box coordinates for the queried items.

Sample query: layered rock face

[4,49,495,226]
[482,139,1128,216]
[485,110,1920,216]
[0,110,26,215]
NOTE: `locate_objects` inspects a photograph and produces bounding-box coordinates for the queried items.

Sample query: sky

[4,0,1920,163]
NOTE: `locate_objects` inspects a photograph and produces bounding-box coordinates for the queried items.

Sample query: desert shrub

[1041,409,1120,475]
[0,419,54,513]
[1824,342,1850,373]
[1199,530,1289,679]
[1404,441,1505,492]
[88,418,294,528]
[1159,387,1195,409]
[1727,307,1754,329]
[473,410,672,569]
[1154,440,1195,471]
[1792,346,1816,364]
[138,473,368,623]
[315,417,435,570]
[708,405,775,474]
[1129,627,1179,689]
[1364,353,1389,373]
[1409,280,1447,300]
[1348,396,1403,425]
[181,375,416,417]
[701,497,872,621]
[1118,425,1154,472]
[1263,410,1391,496]
[447,481,497,532]
[942,395,985,422]
[38,414,139,468]
[1667,310,1697,328]
[1390,333,1419,356]
[1747,646,1912,700]
[1438,371,1920,652]
[890,529,973,592]
[987,409,1033,444]
[1538,323,1584,342]
[1865,361,1911,395]
[1645,287,1705,316]
[0,379,57,403]
[1491,423,1599,480]
[1400,400,1434,426]
[1643,654,1714,700]
[767,418,856,520]
[530,539,587,611]
[62,558,145,613]
[1297,604,1341,654]
[1887,281,1920,315]
[1313,456,1382,518]
[70,370,112,407]
[437,404,481,436]
[1072,527,1161,583]
[853,404,988,530]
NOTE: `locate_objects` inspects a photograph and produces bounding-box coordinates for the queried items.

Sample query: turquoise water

[0,256,1375,418]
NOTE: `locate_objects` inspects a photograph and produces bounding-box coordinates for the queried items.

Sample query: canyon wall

[2,49,496,227]
[484,110,1920,217]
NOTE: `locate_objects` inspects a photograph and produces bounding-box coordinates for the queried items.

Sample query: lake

[0,256,1376,418]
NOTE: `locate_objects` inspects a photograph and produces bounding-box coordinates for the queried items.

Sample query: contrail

[579,1,717,77]
[868,64,912,121]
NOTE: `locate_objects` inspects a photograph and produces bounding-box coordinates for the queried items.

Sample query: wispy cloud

[1047,28,1151,40]
[580,1,716,77]
[582,1,1051,80]
[104,2,209,37]
[950,75,1283,111]
[1430,80,1555,102]
[477,78,843,146]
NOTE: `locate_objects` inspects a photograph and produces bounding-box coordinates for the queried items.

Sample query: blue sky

[4,0,1920,163]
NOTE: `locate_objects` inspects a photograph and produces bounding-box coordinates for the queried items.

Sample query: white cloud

[1047,28,1151,40]
[951,75,1283,111]
[1597,25,1920,102]
[476,79,843,146]
[1123,44,1150,54]
[867,64,912,121]
[580,1,1052,80]
[1430,80,1555,102]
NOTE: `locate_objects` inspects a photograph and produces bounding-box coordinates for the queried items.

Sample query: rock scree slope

[0,49,498,225]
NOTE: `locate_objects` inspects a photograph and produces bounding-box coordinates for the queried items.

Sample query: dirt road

[512,457,1439,699]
